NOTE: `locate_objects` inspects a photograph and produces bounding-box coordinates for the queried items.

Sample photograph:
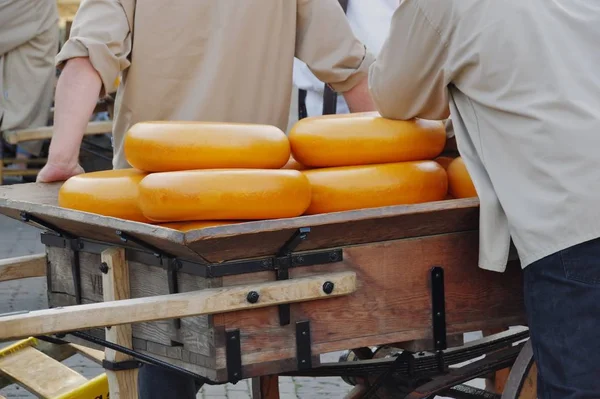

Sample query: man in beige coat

[37,0,375,184]
[36,1,376,396]
[0,0,59,170]
[369,0,600,396]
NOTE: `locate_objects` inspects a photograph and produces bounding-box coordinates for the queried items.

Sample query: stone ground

[0,214,493,398]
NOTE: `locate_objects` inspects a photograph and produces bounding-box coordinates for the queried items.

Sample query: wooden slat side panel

[211,231,525,377]
[47,247,215,356]
[186,200,480,262]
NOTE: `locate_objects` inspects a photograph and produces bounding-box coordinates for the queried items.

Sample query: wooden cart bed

[0,183,526,383]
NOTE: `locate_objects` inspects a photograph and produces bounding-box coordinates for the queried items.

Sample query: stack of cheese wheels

[58,121,312,230]
[57,114,471,229]
[288,112,450,214]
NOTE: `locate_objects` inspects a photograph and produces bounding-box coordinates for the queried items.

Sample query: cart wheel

[339,347,374,386]
[500,340,537,399]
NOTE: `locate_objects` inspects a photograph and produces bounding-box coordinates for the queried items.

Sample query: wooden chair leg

[252,375,280,399]
[101,248,139,399]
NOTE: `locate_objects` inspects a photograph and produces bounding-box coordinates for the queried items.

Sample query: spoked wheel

[500,340,537,399]
[336,339,537,399]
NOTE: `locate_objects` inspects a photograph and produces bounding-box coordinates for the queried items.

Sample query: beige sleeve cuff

[326,47,376,94]
[56,37,129,95]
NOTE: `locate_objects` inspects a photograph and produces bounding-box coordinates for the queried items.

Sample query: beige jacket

[0,0,58,155]
[56,0,375,169]
[370,0,600,271]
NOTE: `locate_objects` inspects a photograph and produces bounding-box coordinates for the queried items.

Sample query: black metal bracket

[102,359,143,371]
[225,330,242,384]
[275,228,311,326]
[40,232,341,280]
[296,320,312,370]
[430,266,447,370]
[20,212,83,305]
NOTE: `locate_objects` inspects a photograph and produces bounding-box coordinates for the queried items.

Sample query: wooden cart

[0,183,537,398]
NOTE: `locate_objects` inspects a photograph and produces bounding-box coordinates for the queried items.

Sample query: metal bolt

[436,312,441,317]
[230,335,236,341]
[261,260,270,267]
[322,281,334,294]
[99,262,109,274]
[246,291,260,304]
[329,252,339,262]
[297,256,304,263]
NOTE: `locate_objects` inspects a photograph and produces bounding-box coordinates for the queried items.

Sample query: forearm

[48,57,102,167]
[342,76,376,113]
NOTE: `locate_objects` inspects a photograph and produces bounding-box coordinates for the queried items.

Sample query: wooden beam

[2,121,112,145]
[252,375,280,399]
[102,248,138,399]
[0,271,356,341]
[0,346,88,398]
[0,253,46,282]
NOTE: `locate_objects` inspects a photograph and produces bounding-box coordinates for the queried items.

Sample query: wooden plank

[0,339,78,390]
[101,247,139,399]
[0,253,46,282]
[69,343,105,364]
[2,121,112,145]
[252,375,280,399]
[184,199,480,262]
[211,231,526,377]
[0,271,357,341]
[0,183,197,259]
[0,346,88,398]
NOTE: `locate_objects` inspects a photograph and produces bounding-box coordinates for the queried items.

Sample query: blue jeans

[138,364,202,398]
[524,237,600,398]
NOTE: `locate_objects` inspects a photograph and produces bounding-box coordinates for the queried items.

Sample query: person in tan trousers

[0,0,59,173]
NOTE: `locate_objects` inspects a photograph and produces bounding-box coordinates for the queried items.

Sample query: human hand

[36,161,85,183]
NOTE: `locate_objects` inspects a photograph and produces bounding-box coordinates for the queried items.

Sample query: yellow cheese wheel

[124,121,291,172]
[447,157,477,198]
[58,169,151,223]
[281,155,309,171]
[302,161,448,215]
[139,169,312,222]
[159,220,240,232]
[289,112,446,168]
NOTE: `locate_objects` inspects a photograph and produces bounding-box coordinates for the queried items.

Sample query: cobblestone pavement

[0,214,489,398]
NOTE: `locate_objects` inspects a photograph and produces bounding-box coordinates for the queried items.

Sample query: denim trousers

[523,237,600,399]
[138,364,202,398]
